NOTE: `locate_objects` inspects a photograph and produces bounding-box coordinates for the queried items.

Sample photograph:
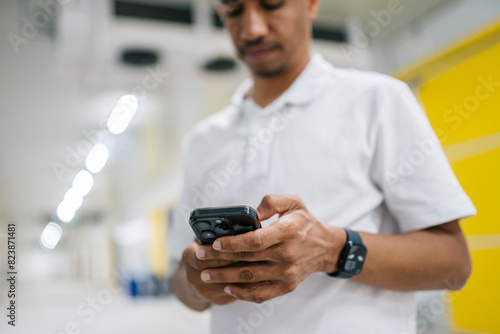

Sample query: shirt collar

[231,53,334,109]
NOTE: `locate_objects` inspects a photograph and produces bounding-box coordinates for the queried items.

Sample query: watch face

[342,244,367,275]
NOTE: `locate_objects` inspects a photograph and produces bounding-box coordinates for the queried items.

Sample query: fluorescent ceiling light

[86,143,109,174]
[40,222,62,250]
[63,188,83,211]
[57,201,76,223]
[107,94,139,135]
[72,170,94,197]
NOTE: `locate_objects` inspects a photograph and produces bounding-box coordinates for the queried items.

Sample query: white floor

[0,279,210,334]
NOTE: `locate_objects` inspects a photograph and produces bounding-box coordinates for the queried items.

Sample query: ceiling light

[107,94,139,135]
[40,222,62,250]
[72,170,94,197]
[57,201,76,223]
[63,188,83,211]
[85,143,109,174]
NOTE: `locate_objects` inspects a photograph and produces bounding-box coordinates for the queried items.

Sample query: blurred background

[0,0,499,333]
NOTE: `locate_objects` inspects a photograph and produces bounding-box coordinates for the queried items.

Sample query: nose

[241,5,269,42]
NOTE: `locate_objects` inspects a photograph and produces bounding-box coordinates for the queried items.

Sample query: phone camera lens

[214,219,231,235]
[216,222,229,230]
[195,221,211,231]
[201,230,216,240]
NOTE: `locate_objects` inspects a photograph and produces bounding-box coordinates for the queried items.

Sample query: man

[169,0,476,333]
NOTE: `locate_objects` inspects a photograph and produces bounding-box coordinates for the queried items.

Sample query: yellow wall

[149,209,169,279]
[396,19,500,334]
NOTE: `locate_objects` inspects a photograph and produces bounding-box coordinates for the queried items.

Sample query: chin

[250,62,287,78]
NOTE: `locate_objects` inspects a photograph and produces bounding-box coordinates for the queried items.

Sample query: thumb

[256,194,301,221]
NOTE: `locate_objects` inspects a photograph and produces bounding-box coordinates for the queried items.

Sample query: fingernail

[201,272,211,282]
[197,248,206,259]
[224,286,233,295]
[213,241,222,250]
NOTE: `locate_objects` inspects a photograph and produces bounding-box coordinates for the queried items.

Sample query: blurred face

[217,0,319,77]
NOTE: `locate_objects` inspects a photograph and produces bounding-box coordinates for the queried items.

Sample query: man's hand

[172,194,471,310]
[195,194,346,304]
[180,241,238,307]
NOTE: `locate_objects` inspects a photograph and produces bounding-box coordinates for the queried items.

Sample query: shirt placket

[241,106,277,187]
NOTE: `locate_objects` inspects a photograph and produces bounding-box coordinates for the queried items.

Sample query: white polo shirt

[170,54,476,334]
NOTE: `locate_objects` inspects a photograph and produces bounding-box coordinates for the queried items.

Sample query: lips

[240,45,280,60]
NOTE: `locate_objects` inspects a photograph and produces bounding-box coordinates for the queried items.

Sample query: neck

[249,52,311,108]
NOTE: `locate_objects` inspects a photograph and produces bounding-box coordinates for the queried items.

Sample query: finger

[256,194,302,221]
[184,242,236,270]
[185,252,235,271]
[197,244,269,262]
[188,276,237,305]
[213,226,277,253]
[200,263,280,284]
[186,267,238,297]
[224,281,292,304]
[211,294,238,306]
[198,241,297,265]
[213,216,297,253]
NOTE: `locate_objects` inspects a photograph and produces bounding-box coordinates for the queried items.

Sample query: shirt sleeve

[369,82,477,232]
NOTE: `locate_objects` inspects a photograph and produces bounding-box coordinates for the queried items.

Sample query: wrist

[321,226,347,274]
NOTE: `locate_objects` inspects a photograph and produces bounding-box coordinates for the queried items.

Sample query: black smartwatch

[328,228,367,278]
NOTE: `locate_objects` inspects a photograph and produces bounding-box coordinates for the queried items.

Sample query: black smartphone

[189,205,261,245]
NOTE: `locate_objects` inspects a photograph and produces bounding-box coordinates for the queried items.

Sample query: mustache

[238,37,281,53]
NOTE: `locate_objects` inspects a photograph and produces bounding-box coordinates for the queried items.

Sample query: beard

[237,38,287,78]
[251,61,287,77]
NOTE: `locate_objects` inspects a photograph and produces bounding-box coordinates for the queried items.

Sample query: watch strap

[328,228,364,278]
[346,228,363,246]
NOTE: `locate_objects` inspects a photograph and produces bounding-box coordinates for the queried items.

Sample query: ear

[306,0,321,20]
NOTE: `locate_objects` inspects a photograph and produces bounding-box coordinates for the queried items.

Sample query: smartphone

[189,205,261,245]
